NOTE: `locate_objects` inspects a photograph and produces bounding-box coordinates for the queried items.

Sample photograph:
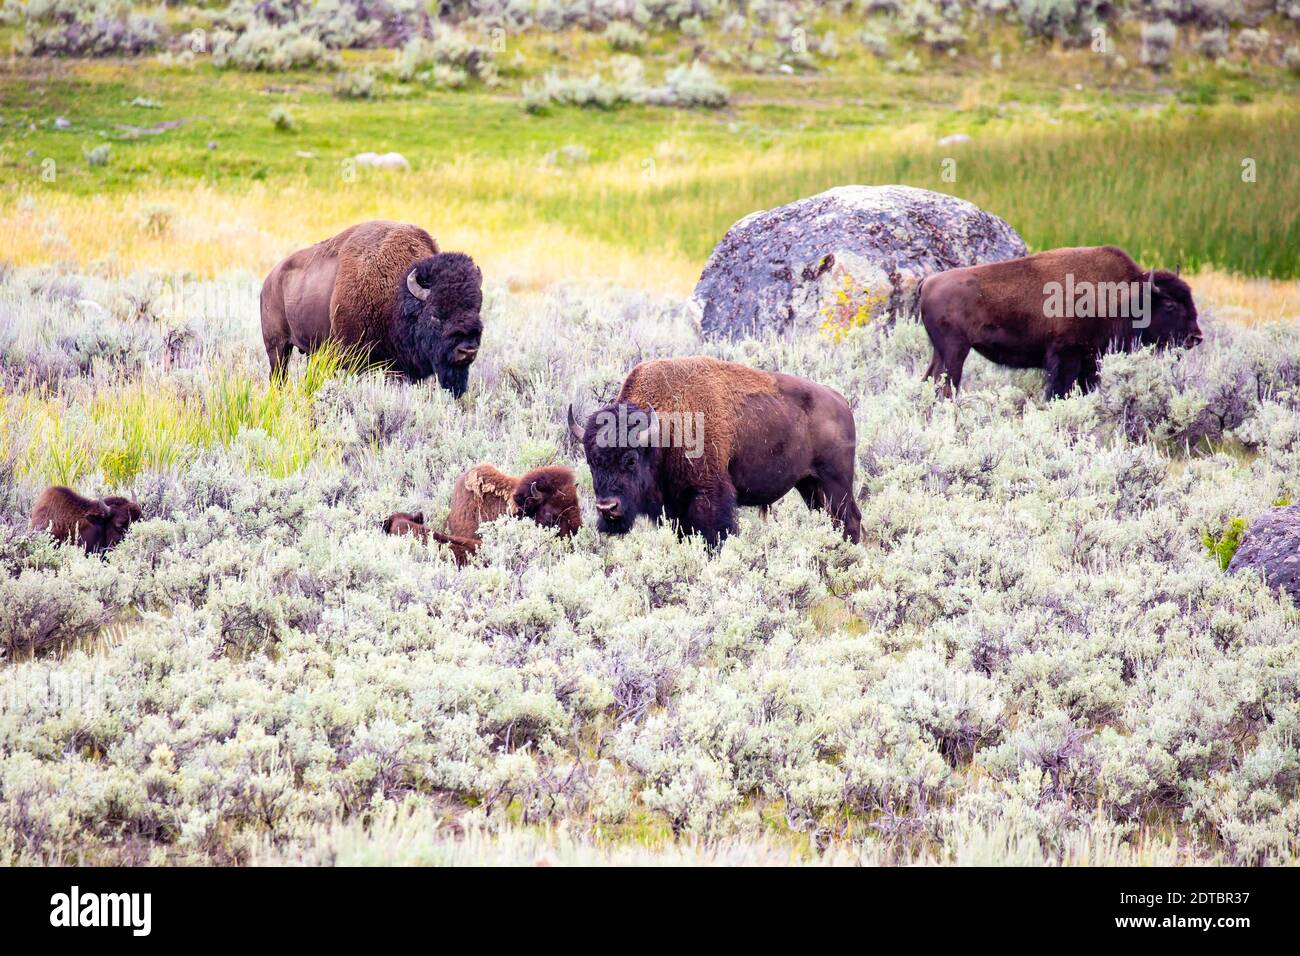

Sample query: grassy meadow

[2,22,1298,290]
[2,6,1300,867]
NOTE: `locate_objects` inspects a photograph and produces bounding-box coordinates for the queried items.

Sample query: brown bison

[383,464,581,565]
[447,464,582,540]
[30,486,142,555]
[919,245,1201,400]
[260,220,484,396]
[568,356,861,547]
[382,512,480,566]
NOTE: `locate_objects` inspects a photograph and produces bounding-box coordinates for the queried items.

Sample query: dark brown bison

[260,220,483,396]
[568,356,861,548]
[382,512,480,566]
[919,245,1201,400]
[29,486,142,555]
[447,463,582,539]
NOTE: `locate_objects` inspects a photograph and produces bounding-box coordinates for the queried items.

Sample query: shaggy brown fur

[384,464,580,567]
[323,221,438,349]
[381,511,480,566]
[511,465,583,537]
[447,464,582,538]
[260,220,484,394]
[619,356,776,477]
[30,486,142,555]
[920,245,1201,399]
[572,356,861,547]
[448,464,518,538]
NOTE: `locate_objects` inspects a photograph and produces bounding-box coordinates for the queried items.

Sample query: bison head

[1139,270,1201,350]
[513,466,582,537]
[396,252,483,397]
[569,402,662,536]
[84,496,142,554]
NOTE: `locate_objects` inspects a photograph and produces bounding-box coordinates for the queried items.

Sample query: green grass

[1,25,1298,280]
[12,342,361,487]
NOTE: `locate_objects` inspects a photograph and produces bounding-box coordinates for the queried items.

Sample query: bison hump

[327,222,438,348]
[621,356,776,469]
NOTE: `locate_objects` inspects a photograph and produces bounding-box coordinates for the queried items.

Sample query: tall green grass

[524,103,1299,278]
[1,58,1294,281]
[17,342,362,488]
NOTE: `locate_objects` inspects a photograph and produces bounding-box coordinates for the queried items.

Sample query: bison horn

[406,269,431,301]
[567,404,585,444]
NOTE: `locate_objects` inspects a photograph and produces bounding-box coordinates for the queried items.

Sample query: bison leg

[266,336,293,384]
[923,348,943,383]
[795,476,827,511]
[935,340,971,398]
[1044,348,1083,400]
[921,309,969,397]
[798,475,862,544]
[1078,353,1101,394]
[681,482,738,549]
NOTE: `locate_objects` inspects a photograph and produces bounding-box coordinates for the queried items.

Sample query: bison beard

[571,356,861,549]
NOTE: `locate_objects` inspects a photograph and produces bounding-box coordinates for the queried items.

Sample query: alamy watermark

[0,670,112,716]
[1043,274,1152,328]
[591,405,705,460]
[50,886,151,936]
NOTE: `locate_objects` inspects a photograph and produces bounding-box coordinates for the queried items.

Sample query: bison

[30,486,142,555]
[260,220,484,396]
[919,245,1201,400]
[568,356,861,548]
[447,464,582,539]
[382,511,480,566]
[384,464,581,565]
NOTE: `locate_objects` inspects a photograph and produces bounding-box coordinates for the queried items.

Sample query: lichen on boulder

[1228,505,1300,604]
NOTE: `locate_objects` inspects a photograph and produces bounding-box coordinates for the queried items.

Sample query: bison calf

[261,220,484,396]
[447,464,582,538]
[920,245,1201,400]
[382,512,480,566]
[384,464,581,565]
[569,356,861,548]
[30,486,142,555]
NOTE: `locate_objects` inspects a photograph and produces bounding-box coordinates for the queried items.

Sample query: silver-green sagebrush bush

[1,264,1299,864]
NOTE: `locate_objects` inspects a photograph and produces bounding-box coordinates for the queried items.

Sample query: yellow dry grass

[0,181,702,293]
[1190,269,1300,326]
[2,107,1295,311]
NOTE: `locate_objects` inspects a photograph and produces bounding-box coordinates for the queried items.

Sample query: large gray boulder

[692,185,1027,340]
[1228,506,1300,604]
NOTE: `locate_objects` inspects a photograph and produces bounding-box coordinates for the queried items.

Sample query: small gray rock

[352,151,410,171]
[1228,505,1300,604]
[692,185,1026,340]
